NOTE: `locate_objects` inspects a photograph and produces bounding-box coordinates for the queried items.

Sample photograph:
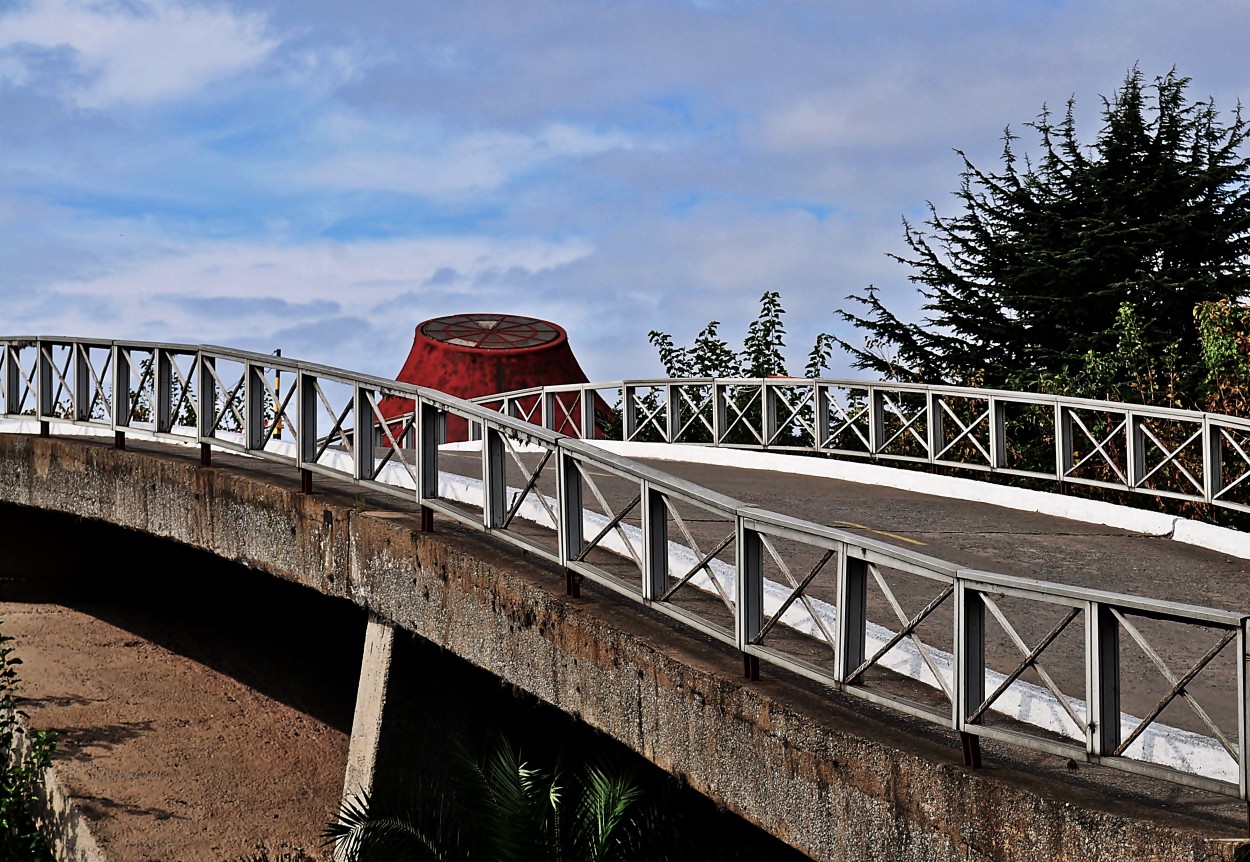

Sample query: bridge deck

[436,448,1250,747]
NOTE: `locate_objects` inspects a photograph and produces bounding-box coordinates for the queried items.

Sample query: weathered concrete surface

[1,432,1247,862]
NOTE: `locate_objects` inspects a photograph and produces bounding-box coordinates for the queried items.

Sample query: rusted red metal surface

[379,313,607,441]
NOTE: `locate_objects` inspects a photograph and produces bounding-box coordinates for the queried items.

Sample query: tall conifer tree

[838,68,1250,390]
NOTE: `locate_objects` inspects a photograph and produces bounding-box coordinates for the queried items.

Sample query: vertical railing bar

[354,384,374,482]
[641,483,668,601]
[927,391,941,464]
[1056,402,1070,483]
[112,344,131,430]
[623,385,636,441]
[955,578,986,732]
[763,382,776,448]
[816,384,830,453]
[870,387,883,456]
[417,400,441,504]
[1127,412,1144,488]
[836,548,868,684]
[714,382,726,445]
[543,390,556,433]
[245,361,265,451]
[73,343,90,422]
[990,396,1006,469]
[1205,417,1221,507]
[736,517,763,678]
[297,371,318,468]
[155,348,173,434]
[557,451,582,568]
[483,425,506,529]
[1239,618,1250,801]
[1088,601,1121,759]
[666,383,679,443]
[36,339,53,420]
[581,387,597,441]
[198,352,217,462]
[1,344,12,416]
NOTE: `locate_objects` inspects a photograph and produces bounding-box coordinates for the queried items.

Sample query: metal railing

[476,378,1250,514]
[3,336,1248,802]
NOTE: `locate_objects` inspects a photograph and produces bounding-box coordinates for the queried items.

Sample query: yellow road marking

[832,520,926,546]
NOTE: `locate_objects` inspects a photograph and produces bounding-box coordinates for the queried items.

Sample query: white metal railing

[476,378,1250,514]
[3,336,1248,803]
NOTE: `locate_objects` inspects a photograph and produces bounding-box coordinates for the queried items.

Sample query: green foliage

[741,291,788,378]
[1195,298,1250,415]
[0,625,56,862]
[649,291,832,379]
[1027,302,1184,407]
[326,738,659,862]
[838,67,1250,397]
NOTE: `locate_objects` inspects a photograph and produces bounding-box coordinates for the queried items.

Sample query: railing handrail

[4,335,1248,805]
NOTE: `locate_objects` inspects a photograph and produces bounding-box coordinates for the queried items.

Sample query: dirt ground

[0,506,365,862]
[5,601,351,861]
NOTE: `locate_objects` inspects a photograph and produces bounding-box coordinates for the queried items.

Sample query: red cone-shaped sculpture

[379,313,604,441]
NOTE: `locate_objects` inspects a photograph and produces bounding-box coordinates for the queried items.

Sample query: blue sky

[2,0,1249,382]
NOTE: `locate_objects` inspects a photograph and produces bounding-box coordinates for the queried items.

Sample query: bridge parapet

[3,335,1250,815]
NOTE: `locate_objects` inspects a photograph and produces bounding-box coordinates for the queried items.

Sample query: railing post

[1127,412,1145,489]
[414,399,441,530]
[1056,402,1071,483]
[1088,601,1121,760]
[927,391,942,462]
[155,349,173,434]
[990,396,1006,469]
[36,339,53,422]
[482,425,506,529]
[72,343,90,421]
[713,382,727,445]
[762,381,777,447]
[197,352,217,465]
[666,383,680,443]
[623,385,638,441]
[641,483,668,602]
[955,578,985,767]
[543,390,557,432]
[815,382,830,453]
[2,344,17,416]
[297,370,319,492]
[354,384,374,482]
[558,451,583,579]
[112,344,131,445]
[1239,618,1249,801]
[736,518,763,680]
[869,387,884,456]
[245,361,266,451]
[1204,417,1222,507]
[416,400,441,501]
[580,387,597,440]
[836,548,868,684]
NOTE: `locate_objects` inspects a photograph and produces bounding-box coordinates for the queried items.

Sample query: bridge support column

[343,611,410,801]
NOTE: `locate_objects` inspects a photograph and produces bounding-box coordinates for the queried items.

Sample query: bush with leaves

[327,738,667,862]
[644,292,834,446]
[0,624,56,862]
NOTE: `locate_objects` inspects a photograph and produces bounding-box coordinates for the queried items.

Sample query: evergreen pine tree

[838,67,1250,392]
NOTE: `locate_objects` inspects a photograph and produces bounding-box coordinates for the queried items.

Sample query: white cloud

[37,233,594,303]
[0,0,277,107]
[301,119,640,197]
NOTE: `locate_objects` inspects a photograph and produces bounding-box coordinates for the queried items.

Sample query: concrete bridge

[5,336,1250,862]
